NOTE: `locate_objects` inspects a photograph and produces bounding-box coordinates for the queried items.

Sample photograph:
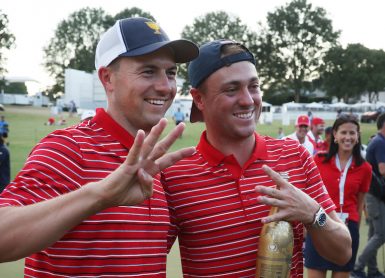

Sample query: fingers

[261,165,288,190]
[125,130,145,165]
[256,186,282,199]
[261,209,285,224]
[155,147,196,172]
[140,118,168,159]
[147,122,186,161]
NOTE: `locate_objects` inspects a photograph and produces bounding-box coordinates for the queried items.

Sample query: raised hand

[255,165,318,224]
[97,118,195,208]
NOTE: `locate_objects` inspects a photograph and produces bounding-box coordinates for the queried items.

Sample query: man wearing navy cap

[161,39,351,277]
[0,17,198,277]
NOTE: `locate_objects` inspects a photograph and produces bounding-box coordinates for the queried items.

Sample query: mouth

[145,98,167,106]
[233,110,254,119]
[340,141,354,147]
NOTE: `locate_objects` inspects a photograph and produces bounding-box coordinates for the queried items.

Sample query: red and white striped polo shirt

[162,131,335,278]
[0,108,170,277]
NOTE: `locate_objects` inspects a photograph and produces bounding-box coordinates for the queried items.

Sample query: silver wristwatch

[311,206,327,228]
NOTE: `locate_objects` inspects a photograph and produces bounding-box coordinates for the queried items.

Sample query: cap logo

[145,21,161,34]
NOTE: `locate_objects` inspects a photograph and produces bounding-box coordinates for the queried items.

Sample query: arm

[356,191,366,226]
[379,162,385,177]
[0,119,194,262]
[255,165,351,266]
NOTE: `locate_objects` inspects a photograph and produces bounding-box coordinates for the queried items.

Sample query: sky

[2,0,385,94]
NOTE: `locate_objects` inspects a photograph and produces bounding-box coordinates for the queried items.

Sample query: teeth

[146,99,165,105]
[234,111,253,119]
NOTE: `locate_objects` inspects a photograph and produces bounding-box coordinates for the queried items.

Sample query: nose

[154,72,174,94]
[238,87,255,106]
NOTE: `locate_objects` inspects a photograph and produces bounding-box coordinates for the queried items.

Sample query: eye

[224,86,238,95]
[142,69,155,75]
[167,69,177,78]
[249,83,260,93]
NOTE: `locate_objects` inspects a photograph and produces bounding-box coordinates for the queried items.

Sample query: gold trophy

[256,172,294,277]
[256,206,294,278]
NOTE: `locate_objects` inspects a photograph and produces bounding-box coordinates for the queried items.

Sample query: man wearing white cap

[0,17,198,277]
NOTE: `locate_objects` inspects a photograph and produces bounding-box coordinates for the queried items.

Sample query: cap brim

[119,39,199,63]
[190,101,204,123]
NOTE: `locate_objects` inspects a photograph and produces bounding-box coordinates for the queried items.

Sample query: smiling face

[191,61,261,142]
[333,122,359,153]
[100,48,177,134]
[295,124,309,141]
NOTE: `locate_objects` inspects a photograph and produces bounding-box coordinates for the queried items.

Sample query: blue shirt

[366,132,385,175]
[173,110,185,122]
[0,144,10,193]
[0,120,9,135]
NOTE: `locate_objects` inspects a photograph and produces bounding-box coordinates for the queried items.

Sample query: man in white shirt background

[285,114,314,155]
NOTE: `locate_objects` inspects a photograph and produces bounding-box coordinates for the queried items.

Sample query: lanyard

[335,154,353,213]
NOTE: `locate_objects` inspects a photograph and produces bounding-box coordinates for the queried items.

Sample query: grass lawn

[0,105,381,277]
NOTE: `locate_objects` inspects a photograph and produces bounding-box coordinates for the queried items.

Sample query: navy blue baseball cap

[95,17,199,70]
[188,39,256,122]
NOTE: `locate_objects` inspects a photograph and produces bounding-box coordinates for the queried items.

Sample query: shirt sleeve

[0,130,83,208]
[298,144,336,213]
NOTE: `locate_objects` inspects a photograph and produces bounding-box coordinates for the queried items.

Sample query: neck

[337,149,352,170]
[297,135,305,144]
[206,132,256,167]
[380,129,385,137]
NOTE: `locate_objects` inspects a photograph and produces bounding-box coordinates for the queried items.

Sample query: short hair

[324,126,332,134]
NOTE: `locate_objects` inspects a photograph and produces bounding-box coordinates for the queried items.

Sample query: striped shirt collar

[93,108,135,150]
[197,131,268,167]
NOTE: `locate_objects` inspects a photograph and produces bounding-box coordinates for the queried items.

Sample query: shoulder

[359,160,372,172]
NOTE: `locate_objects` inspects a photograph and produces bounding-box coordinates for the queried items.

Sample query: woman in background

[305,114,372,278]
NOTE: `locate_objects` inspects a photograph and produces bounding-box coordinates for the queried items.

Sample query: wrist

[305,206,327,229]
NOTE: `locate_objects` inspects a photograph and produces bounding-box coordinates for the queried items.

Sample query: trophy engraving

[256,172,293,278]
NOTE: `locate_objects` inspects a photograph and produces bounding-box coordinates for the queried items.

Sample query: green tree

[0,10,16,76]
[43,7,110,98]
[43,7,155,99]
[366,49,385,102]
[5,82,27,94]
[179,11,257,92]
[321,44,382,103]
[258,0,340,102]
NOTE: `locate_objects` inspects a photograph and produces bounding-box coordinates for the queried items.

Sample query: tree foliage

[43,7,154,99]
[4,82,27,94]
[322,44,385,103]
[43,7,109,97]
[0,10,16,76]
[257,0,340,102]
[179,11,257,92]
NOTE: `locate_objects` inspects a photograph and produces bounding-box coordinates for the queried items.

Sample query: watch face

[318,212,327,226]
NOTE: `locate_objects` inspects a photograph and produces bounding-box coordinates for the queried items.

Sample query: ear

[190,88,204,111]
[98,67,114,94]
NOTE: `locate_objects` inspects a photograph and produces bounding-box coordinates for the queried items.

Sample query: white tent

[306,102,324,109]
[329,102,349,108]
[262,101,272,107]
[283,102,303,109]
[375,101,385,108]
[351,101,373,108]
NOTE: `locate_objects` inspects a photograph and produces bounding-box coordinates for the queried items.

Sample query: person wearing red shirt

[308,116,326,153]
[305,114,372,278]
[161,39,351,277]
[0,17,198,277]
